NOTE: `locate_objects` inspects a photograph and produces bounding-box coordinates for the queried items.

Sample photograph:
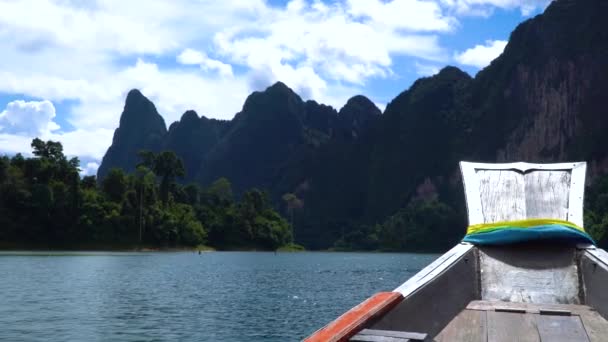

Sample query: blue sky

[0,0,551,175]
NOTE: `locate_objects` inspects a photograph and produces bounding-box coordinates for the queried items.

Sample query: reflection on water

[0,251,437,341]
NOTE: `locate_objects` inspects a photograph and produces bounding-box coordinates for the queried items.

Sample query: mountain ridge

[97,0,608,249]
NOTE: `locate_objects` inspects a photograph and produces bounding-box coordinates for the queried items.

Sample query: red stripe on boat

[304,291,403,342]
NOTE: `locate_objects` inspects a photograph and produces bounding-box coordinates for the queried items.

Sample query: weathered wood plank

[535,315,589,342]
[460,161,586,226]
[585,248,608,268]
[581,250,608,319]
[568,163,586,226]
[477,170,526,223]
[460,162,484,225]
[466,300,593,316]
[479,246,580,304]
[393,243,473,297]
[435,310,487,342]
[377,246,477,338]
[579,311,608,342]
[356,329,426,340]
[524,171,570,220]
[350,335,410,342]
[487,311,540,342]
[304,292,403,342]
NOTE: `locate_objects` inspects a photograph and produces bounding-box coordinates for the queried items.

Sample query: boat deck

[434,300,608,342]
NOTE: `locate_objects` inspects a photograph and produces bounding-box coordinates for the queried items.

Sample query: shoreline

[0,242,442,254]
[0,247,442,254]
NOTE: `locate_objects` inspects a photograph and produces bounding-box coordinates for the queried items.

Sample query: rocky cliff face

[98,82,380,197]
[197,82,380,195]
[337,95,382,140]
[97,0,608,248]
[97,89,167,179]
[472,0,608,169]
[165,111,228,180]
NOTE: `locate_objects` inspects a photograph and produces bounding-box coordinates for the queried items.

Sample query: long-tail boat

[305,161,608,341]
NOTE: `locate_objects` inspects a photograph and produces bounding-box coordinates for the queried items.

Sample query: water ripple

[0,251,437,341]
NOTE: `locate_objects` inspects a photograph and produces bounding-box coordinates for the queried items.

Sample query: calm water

[0,251,438,341]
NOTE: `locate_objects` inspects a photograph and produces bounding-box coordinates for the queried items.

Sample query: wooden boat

[305,162,608,341]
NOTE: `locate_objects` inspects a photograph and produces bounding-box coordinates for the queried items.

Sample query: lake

[0,251,438,341]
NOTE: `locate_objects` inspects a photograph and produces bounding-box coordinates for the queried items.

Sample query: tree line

[2,139,606,252]
[0,139,292,250]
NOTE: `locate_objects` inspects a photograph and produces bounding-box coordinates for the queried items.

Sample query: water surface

[0,251,438,341]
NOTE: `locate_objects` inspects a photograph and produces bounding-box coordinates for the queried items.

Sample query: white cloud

[0,99,113,160]
[347,0,457,32]
[0,126,113,162]
[0,100,60,136]
[0,59,250,130]
[213,0,452,95]
[0,134,33,156]
[177,48,206,65]
[46,128,115,161]
[80,162,100,177]
[177,48,234,77]
[440,0,551,16]
[0,0,455,123]
[0,0,536,169]
[454,39,507,68]
[414,62,441,76]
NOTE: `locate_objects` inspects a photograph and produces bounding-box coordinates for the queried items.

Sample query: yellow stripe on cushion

[466,218,585,236]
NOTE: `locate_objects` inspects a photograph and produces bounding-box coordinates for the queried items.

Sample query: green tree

[138,150,185,205]
[282,192,303,240]
[31,138,64,162]
[375,199,461,252]
[151,204,206,246]
[205,177,233,205]
[183,183,200,205]
[584,175,608,246]
[0,156,9,184]
[0,138,292,251]
[81,175,97,189]
[102,168,128,203]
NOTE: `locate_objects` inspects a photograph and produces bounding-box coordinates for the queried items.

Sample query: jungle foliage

[0,139,292,250]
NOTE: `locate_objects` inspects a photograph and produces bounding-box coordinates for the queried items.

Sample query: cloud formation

[414,62,441,76]
[0,99,112,161]
[177,48,234,77]
[454,39,508,68]
[0,0,546,169]
[0,100,59,136]
[440,0,551,16]
[80,162,100,177]
[214,0,451,94]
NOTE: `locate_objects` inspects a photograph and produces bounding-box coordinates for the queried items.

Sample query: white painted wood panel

[569,163,586,226]
[479,246,580,304]
[461,163,484,225]
[524,170,571,220]
[393,243,473,297]
[460,161,587,226]
[478,170,526,222]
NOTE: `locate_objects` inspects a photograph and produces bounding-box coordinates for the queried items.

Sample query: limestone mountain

[97,89,167,180]
[290,0,608,248]
[165,110,229,180]
[336,95,382,140]
[97,0,608,249]
[97,82,380,197]
[470,0,608,171]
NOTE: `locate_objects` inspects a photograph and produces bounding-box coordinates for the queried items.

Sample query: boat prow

[305,162,608,341]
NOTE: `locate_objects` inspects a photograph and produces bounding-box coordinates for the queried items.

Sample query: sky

[0,0,552,176]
